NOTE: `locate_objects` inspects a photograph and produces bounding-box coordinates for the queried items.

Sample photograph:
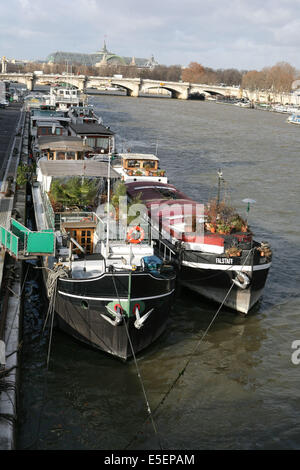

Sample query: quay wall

[0,103,28,449]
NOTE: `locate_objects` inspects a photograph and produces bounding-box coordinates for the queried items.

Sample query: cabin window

[48,152,54,160]
[86,137,96,147]
[66,151,75,160]
[142,160,156,169]
[96,137,109,149]
[55,128,61,135]
[127,160,140,168]
[41,128,48,135]
[56,152,65,160]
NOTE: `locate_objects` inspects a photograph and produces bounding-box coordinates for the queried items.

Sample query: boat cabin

[35,120,66,138]
[30,108,70,146]
[36,136,94,161]
[68,105,100,125]
[113,153,168,183]
[61,218,97,255]
[68,122,115,154]
[46,85,83,110]
[35,160,120,255]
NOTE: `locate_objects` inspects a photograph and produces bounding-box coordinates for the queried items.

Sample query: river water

[17,96,300,450]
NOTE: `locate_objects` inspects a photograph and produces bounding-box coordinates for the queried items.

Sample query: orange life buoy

[127,226,145,244]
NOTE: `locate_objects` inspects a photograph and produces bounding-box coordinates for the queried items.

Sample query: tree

[181,62,205,83]
[241,62,297,93]
[49,178,98,208]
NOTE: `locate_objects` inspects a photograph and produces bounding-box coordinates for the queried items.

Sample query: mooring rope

[111,270,164,450]
[124,248,254,449]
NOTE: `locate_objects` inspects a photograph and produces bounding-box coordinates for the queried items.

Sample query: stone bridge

[0,71,297,104]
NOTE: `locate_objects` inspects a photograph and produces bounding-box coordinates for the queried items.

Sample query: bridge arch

[34,75,86,91]
[86,76,140,97]
[203,89,226,97]
[35,79,80,90]
[142,81,190,99]
[0,73,34,90]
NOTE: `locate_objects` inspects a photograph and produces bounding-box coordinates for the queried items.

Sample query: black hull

[51,270,176,360]
[178,250,271,314]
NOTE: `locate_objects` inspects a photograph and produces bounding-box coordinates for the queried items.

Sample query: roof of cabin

[119,153,159,161]
[69,122,114,136]
[38,160,120,178]
[36,120,63,128]
[125,181,192,202]
[37,136,93,151]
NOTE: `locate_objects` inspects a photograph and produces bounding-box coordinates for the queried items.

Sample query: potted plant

[16,163,28,189]
[144,164,151,176]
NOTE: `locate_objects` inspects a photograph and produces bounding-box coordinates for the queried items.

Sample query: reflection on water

[17,96,300,450]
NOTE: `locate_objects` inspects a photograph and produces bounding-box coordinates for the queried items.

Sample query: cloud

[1,0,300,69]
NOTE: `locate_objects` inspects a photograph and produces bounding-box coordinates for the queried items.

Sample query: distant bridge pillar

[177,86,190,100]
[78,77,87,91]
[1,57,7,73]
[126,82,140,97]
[26,77,33,91]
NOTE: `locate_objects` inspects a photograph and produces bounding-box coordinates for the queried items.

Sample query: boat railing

[150,224,176,262]
[54,96,80,103]
[40,188,55,229]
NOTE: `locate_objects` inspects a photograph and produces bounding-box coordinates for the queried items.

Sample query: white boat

[68,104,102,125]
[45,84,83,111]
[109,153,168,184]
[287,113,300,124]
[234,101,251,108]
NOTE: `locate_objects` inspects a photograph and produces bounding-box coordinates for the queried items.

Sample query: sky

[1,0,300,71]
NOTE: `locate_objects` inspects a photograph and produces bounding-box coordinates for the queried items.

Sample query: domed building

[46,41,158,69]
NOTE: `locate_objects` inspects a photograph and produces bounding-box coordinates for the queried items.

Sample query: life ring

[232,272,250,290]
[127,226,145,244]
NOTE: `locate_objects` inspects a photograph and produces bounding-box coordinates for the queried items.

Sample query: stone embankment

[0,102,28,449]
